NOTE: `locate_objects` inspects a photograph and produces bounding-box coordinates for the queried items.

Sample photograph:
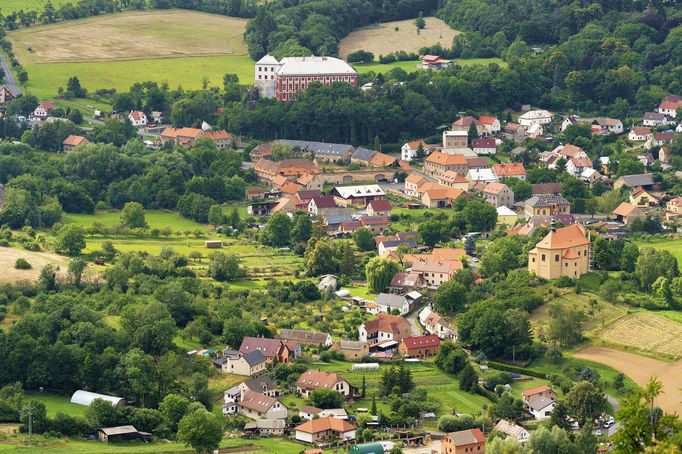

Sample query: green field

[63,210,207,231]
[20,55,255,100]
[353,57,506,75]
[0,0,75,14]
[634,237,682,263]
[24,393,86,418]
[0,436,306,454]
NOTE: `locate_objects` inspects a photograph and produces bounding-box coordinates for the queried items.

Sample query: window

[541,254,546,261]
[555,254,559,262]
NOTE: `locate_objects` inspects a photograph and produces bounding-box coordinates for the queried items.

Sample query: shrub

[555,276,575,287]
[347,50,375,63]
[14,258,31,270]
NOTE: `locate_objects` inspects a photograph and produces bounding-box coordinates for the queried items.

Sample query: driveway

[0,52,21,95]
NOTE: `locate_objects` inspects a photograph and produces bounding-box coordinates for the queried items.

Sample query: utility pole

[26,402,33,444]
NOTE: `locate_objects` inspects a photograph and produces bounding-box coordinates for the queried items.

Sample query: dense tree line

[0,137,252,228]
[244,0,439,59]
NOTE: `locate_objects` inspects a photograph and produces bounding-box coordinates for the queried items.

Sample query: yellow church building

[528,224,590,280]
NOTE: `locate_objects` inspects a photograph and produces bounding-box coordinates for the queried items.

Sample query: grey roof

[243,350,267,366]
[644,112,666,121]
[280,139,354,157]
[525,194,569,208]
[99,425,146,436]
[352,147,378,161]
[376,293,408,309]
[619,173,655,188]
[339,340,367,350]
[244,376,277,392]
[531,182,562,195]
[245,419,286,430]
[380,239,418,249]
[528,396,555,411]
[326,214,353,225]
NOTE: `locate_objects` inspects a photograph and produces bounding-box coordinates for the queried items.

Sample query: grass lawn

[315,359,491,416]
[345,284,375,301]
[634,237,682,264]
[0,0,75,14]
[0,436,306,453]
[353,57,506,75]
[24,393,86,418]
[63,210,207,232]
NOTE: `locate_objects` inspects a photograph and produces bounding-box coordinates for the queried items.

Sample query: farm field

[596,312,682,359]
[339,17,460,59]
[353,57,506,75]
[6,10,253,99]
[0,0,75,14]
[575,345,682,414]
[9,10,248,64]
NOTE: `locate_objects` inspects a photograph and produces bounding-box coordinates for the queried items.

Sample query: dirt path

[575,346,682,414]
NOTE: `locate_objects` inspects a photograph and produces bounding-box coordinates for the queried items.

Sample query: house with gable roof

[441,428,486,454]
[239,337,289,363]
[481,182,514,208]
[128,111,147,127]
[239,390,288,419]
[398,335,441,358]
[419,306,456,340]
[495,419,530,443]
[294,416,356,444]
[358,313,411,345]
[296,370,352,397]
[332,184,385,207]
[223,351,268,376]
[62,135,90,153]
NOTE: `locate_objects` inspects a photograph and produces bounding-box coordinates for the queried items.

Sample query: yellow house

[629,187,659,208]
[528,224,590,280]
[496,206,518,227]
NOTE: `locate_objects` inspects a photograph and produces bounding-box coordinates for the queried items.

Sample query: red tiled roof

[401,335,441,350]
[296,370,345,390]
[521,385,552,398]
[310,195,337,209]
[492,163,526,176]
[361,215,388,226]
[367,199,392,211]
[472,138,496,148]
[426,151,467,166]
[295,416,355,434]
[63,135,88,146]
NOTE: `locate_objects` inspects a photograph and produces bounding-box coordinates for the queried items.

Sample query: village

[0,2,680,453]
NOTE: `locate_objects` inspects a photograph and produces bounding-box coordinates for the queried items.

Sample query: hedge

[487,361,547,379]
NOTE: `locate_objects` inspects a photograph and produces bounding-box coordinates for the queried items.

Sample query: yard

[0,246,69,285]
[63,210,207,232]
[24,393,87,418]
[634,236,682,264]
[0,0,75,14]
[339,17,460,60]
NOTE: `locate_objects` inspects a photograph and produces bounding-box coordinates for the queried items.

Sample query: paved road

[0,52,21,95]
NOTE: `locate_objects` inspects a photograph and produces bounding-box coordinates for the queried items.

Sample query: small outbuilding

[349,442,385,454]
[97,425,151,443]
[71,390,125,407]
[205,240,223,248]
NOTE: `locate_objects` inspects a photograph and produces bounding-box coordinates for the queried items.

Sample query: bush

[487,362,547,379]
[14,259,31,270]
[555,276,575,287]
[347,50,375,63]
[438,414,476,432]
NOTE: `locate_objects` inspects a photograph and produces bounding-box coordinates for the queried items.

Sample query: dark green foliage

[309,388,344,409]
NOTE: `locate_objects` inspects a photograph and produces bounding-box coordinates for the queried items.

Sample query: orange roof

[63,134,88,146]
[478,115,497,125]
[432,247,467,261]
[297,173,315,185]
[492,163,526,177]
[613,202,638,217]
[129,110,145,120]
[296,370,345,390]
[370,152,397,167]
[535,225,590,249]
[280,181,303,195]
[405,140,427,149]
[363,313,410,336]
[441,170,468,184]
[483,182,508,195]
[416,182,441,194]
[426,151,467,166]
[563,250,579,259]
[271,175,289,187]
[161,127,204,139]
[398,160,413,171]
[205,129,231,140]
[295,416,355,434]
[423,188,466,201]
[521,385,553,397]
[554,144,583,158]
[570,157,593,168]
[405,173,426,184]
[659,100,682,110]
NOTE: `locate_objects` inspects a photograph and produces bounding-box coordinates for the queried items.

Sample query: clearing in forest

[0,247,69,284]
[339,17,460,60]
[597,312,682,358]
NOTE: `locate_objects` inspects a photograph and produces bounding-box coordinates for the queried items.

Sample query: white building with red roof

[128,110,147,127]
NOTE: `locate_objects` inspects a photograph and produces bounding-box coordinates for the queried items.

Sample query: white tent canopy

[70,390,125,407]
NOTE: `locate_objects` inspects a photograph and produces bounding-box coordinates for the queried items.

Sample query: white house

[479,116,501,135]
[518,109,553,127]
[629,127,652,142]
[495,419,530,444]
[527,397,556,420]
[238,390,288,420]
[566,157,593,177]
[526,123,544,138]
[472,138,497,155]
[643,112,669,127]
[374,293,411,315]
[418,306,457,340]
[296,370,352,398]
[294,417,356,444]
[32,102,55,120]
[128,111,147,127]
[401,140,428,162]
